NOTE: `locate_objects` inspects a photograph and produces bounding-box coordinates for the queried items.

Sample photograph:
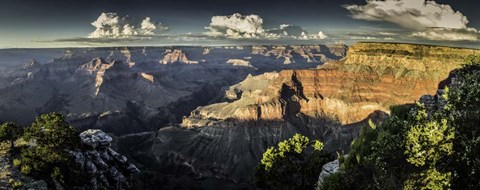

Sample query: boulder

[71,129,140,189]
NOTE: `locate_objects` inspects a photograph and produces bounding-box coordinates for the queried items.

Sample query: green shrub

[20,113,79,178]
[256,134,330,189]
[0,122,23,148]
[317,172,348,190]
[21,165,31,174]
[12,159,21,167]
[13,181,23,189]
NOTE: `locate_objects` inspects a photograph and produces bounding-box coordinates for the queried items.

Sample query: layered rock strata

[183,42,480,127]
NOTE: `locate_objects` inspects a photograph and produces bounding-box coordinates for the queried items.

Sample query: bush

[21,165,31,175]
[13,181,23,189]
[19,113,79,182]
[0,122,23,148]
[255,134,330,189]
[326,55,480,189]
[12,159,21,167]
[449,54,480,189]
[317,172,350,190]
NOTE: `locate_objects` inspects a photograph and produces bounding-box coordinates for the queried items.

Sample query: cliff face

[182,67,438,127]
[344,42,480,72]
[184,43,480,127]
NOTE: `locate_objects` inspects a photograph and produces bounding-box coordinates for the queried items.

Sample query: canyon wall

[183,42,480,127]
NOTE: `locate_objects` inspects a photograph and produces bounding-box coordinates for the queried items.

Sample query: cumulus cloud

[205,13,327,40]
[344,0,478,41]
[89,12,168,39]
[204,13,265,39]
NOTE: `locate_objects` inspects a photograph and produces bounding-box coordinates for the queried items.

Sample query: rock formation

[226,59,255,68]
[161,49,198,64]
[140,73,154,83]
[70,129,140,190]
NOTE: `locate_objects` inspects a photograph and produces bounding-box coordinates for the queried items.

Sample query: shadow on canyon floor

[115,110,388,189]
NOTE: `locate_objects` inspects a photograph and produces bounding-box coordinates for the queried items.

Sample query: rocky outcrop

[140,73,154,83]
[70,129,140,190]
[161,49,198,64]
[226,59,255,68]
[202,47,212,55]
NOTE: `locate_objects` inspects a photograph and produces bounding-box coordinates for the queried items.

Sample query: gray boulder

[71,129,140,189]
[316,159,340,189]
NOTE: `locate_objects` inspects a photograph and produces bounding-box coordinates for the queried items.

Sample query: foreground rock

[70,129,140,189]
[316,159,340,188]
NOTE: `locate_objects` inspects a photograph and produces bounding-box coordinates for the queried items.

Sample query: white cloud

[412,28,479,41]
[351,36,379,40]
[305,31,328,40]
[89,12,168,39]
[205,13,265,39]
[344,0,468,30]
[205,13,328,40]
[378,32,398,36]
[344,0,478,41]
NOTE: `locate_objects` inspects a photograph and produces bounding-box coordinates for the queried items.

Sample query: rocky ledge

[70,129,140,190]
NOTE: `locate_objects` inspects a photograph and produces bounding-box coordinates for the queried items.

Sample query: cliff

[183,42,480,127]
[344,42,480,72]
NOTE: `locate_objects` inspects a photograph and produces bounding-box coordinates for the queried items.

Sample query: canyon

[0,42,478,189]
[0,45,343,134]
[116,42,480,188]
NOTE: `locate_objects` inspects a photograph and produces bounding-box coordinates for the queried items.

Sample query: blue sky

[0,0,479,48]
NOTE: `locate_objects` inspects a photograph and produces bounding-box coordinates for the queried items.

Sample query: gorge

[0,42,479,189]
[116,42,480,188]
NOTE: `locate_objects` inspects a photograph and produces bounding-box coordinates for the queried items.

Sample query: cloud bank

[267,24,328,40]
[205,13,327,40]
[89,12,168,39]
[344,0,479,41]
[205,13,265,39]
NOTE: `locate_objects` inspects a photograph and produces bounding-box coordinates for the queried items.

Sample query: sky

[0,0,479,48]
